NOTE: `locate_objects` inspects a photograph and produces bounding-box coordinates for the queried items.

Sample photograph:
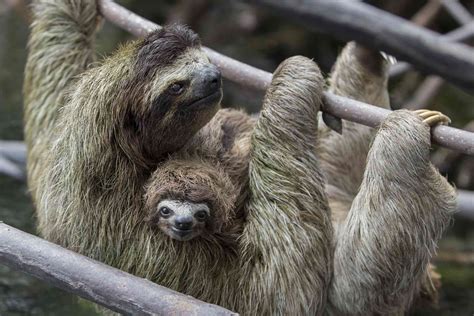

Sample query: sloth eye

[159,207,172,218]
[194,210,208,222]
[168,82,185,95]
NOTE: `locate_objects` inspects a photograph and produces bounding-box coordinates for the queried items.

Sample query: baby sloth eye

[159,206,172,218]
[194,210,208,222]
[168,82,185,95]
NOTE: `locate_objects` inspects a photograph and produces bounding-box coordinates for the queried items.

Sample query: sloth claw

[414,109,451,127]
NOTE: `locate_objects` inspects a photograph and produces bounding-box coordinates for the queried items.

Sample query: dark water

[0,2,473,315]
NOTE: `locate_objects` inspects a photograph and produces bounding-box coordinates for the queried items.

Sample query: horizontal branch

[0,223,236,315]
[98,0,474,156]
[240,0,474,94]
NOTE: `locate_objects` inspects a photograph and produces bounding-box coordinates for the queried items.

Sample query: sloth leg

[319,42,391,221]
[328,109,456,315]
[239,56,332,315]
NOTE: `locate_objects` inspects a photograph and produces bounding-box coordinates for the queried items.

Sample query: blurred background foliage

[0,0,473,314]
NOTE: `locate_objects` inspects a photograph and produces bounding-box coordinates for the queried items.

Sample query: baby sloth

[145,105,254,244]
[144,158,244,243]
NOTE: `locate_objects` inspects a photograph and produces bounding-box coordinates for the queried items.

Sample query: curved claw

[414,109,451,127]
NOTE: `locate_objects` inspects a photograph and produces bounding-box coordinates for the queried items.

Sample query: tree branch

[238,0,474,94]
[411,0,442,27]
[0,223,236,315]
[390,22,474,78]
[441,0,473,26]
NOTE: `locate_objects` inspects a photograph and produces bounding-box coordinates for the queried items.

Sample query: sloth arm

[328,110,456,315]
[318,43,390,222]
[239,56,333,315]
[323,43,453,313]
[24,0,99,139]
[24,0,99,199]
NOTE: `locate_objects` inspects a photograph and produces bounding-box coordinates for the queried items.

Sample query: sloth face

[150,199,211,241]
[122,25,223,163]
[144,159,237,241]
[135,49,223,162]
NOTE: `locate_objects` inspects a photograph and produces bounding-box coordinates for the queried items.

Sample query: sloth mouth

[171,226,193,236]
[187,90,222,110]
[169,227,196,241]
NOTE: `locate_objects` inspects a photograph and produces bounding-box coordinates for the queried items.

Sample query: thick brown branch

[0,223,236,315]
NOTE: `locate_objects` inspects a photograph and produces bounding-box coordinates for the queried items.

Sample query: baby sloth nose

[174,216,193,230]
[202,66,222,94]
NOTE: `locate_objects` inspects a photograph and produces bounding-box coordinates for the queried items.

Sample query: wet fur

[23,0,456,315]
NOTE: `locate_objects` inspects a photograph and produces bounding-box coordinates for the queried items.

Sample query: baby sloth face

[152,199,211,241]
[144,159,238,242]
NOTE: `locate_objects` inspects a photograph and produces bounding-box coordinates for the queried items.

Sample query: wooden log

[0,223,237,316]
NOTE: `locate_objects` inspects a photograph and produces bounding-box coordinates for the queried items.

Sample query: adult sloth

[24,0,331,314]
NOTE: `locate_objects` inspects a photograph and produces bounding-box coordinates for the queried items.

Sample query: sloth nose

[202,66,222,94]
[175,216,193,230]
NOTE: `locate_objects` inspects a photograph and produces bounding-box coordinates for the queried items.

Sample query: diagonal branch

[98,0,474,156]
[441,0,473,26]
[390,21,474,77]
[0,223,236,315]
[238,0,474,94]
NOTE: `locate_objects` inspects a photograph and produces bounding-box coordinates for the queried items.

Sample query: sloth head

[144,159,238,241]
[115,24,223,166]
